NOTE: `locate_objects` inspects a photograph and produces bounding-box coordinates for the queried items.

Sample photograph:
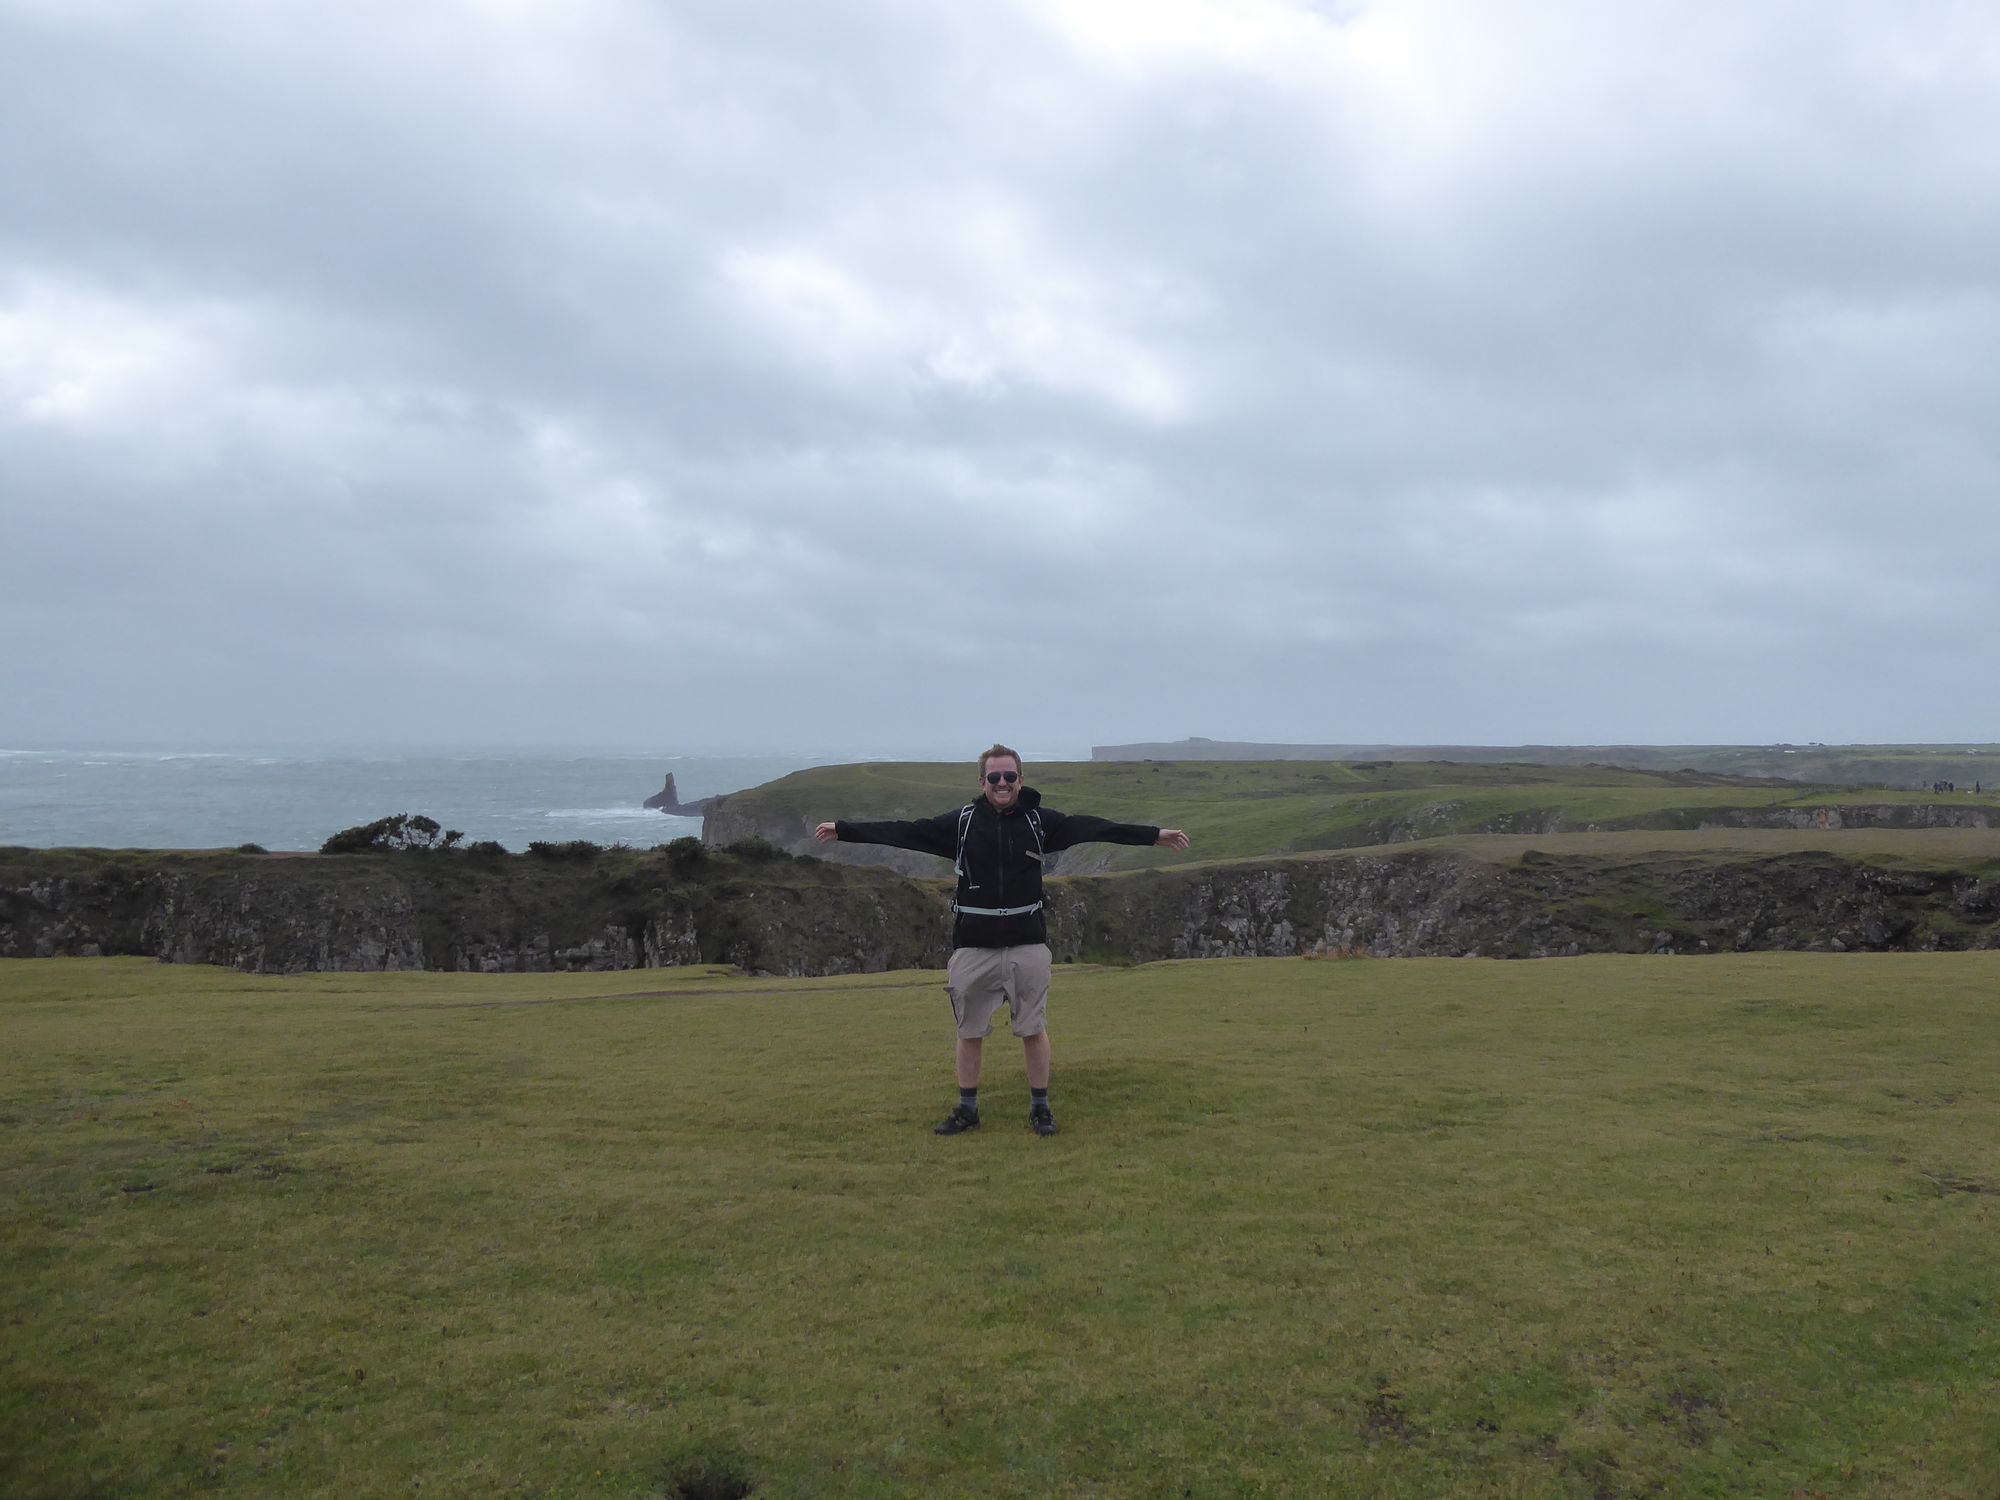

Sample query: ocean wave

[546,806,697,822]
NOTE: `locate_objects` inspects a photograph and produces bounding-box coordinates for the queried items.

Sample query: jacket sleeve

[1039,808,1160,853]
[835,810,961,859]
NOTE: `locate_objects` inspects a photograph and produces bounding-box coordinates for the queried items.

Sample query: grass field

[718,760,2000,872]
[1090,743,2000,790]
[4,955,1998,1498]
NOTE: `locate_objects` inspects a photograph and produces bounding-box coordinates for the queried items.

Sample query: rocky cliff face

[1318,801,1996,848]
[1043,849,2000,960]
[1693,805,1993,832]
[0,850,950,976]
[6,842,1996,976]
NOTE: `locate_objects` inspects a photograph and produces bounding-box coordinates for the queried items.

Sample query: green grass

[5,955,1999,1498]
[1319,828,2000,870]
[723,760,2000,873]
[1092,741,2000,789]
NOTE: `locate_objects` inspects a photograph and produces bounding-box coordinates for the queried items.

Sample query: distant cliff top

[1091,740,2000,787]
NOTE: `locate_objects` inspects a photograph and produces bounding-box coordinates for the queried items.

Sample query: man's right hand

[812,822,839,843]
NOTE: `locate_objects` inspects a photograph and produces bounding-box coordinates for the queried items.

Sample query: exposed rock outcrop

[644,772,714,816]
[1045,849,2000,960]
[0,848,947,976]
[5,841,1997,976]
[1694,805,1993,832]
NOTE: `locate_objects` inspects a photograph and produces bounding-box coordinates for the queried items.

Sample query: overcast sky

[3,0,1996,754]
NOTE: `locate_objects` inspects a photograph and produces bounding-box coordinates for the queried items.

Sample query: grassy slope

[722,760,2000,871]
[4,956,1997,1499]
[1366,827,2000,871]
[1092,741,2000,786]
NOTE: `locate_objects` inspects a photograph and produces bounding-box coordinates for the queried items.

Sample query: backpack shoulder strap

[953,803,977,876]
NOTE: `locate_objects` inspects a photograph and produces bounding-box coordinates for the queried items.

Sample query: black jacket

[836,785,1160,949]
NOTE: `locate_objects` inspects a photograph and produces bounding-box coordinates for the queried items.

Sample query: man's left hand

[1156,829,1190,850]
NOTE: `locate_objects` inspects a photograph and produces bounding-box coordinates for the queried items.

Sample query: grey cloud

[4,0,1998,752]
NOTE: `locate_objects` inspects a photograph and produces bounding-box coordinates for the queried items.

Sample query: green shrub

[320,814,456,855]
[722,836,786,862]
[234,843,268,855]
[664,836,707,868]
[463,840,508,858]
[526,839,602,861]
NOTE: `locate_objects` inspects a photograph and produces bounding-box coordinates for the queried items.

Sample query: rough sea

[0,748,874,852]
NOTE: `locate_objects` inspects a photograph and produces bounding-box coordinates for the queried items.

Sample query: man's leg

[957,1036,984,1089]
[1010,945,1057,1135]
[1023,1030,1056,1135]
[937,1036,986,1135]
[938,949,1002,1135]
[1020,1030,1050,1088]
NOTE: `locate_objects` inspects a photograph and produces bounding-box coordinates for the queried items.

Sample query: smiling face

[979,752,1022,811]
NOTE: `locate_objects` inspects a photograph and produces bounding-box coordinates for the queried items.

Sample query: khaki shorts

[945,944,1053,1040]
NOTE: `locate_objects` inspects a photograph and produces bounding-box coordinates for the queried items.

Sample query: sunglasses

[985,770,1020,785]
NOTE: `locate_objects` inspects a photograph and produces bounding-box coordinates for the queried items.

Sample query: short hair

[979,743,1023,775]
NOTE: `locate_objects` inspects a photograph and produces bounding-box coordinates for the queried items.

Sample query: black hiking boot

[934,1103,981,1136]
[1029,1101,1059,1137]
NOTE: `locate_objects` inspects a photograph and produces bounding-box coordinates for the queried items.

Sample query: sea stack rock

[643,773,713,816]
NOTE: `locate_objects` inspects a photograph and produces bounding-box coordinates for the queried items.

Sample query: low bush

[663,836,707,868]
[526,839,603,861]
[321,814,460,855]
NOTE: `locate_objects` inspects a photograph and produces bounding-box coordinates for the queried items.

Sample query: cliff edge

[6,834,1998,975]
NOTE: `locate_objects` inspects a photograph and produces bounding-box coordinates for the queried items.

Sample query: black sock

[959,1087,979,1113]
[1031,1087,1049,1107]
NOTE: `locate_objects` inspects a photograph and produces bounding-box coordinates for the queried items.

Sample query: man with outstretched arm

[814,744,1190,1137]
